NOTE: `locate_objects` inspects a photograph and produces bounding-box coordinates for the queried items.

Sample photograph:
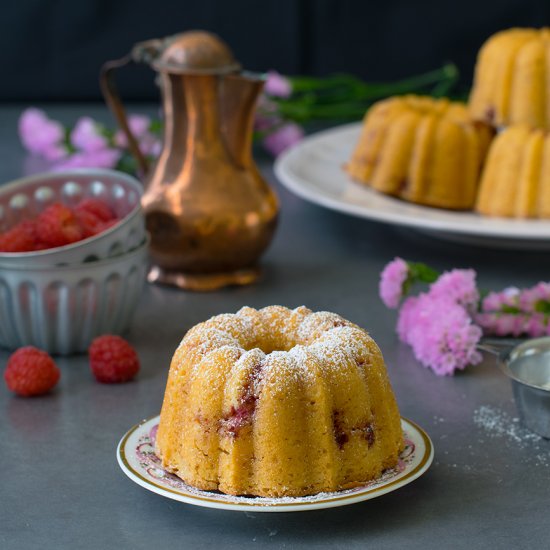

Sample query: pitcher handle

[100,54,150,176]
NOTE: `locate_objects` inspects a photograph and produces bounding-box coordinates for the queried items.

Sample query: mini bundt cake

[476,125,550,218]
[469,28,550,129]
[155,305,404,497]
[346,95,493,209]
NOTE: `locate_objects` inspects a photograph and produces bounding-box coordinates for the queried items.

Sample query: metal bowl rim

[498,336,550,393]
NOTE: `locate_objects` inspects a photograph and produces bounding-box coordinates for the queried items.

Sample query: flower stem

[276,64,460,122]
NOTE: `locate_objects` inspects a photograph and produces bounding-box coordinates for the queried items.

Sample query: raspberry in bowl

[0,169,145,267]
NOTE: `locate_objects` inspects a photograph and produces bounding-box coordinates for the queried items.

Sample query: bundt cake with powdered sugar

[155,305,404,497]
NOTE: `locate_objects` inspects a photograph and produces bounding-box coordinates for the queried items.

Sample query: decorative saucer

[117,416,433,512]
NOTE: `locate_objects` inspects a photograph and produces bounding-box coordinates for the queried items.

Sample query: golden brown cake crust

[155,306,404,497]
[476,125,550,218]
[346,95,493,210]
[469,28,550,130]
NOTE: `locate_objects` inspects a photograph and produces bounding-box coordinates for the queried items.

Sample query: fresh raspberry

[75,199,117,238]
[75,208,103,238]
[36,203,83,248]
[88,335,140,383]
[4,347,61,397]
[0,220,39,252]
[75,198,115,223]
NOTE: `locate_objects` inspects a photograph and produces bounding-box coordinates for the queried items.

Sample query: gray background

[1,106,550,549]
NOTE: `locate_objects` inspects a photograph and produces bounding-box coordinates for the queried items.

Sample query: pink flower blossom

[42,143,68,162]
[262,122,304,156]
[137,133,162,156]
[264,71,292,98]
[527,313,548,337]
[114,114,161,157]
[397,294,482,376]
[18,108,66,159]
[396,295,419,342]
[475,311,548,338]
[254,113,278,133]
[379,257,409,309]
[482,287,520,312]
[518,282,550,312]
[114,114,152,147]
[51,148,121,171]
[429,269,479,311]
[71,117,108,152]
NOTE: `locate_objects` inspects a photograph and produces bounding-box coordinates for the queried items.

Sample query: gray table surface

[1,105,549,550]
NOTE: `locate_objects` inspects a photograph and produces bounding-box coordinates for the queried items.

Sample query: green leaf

[534,300,550,314]
[63,127,76,154]
[501,305,521,314]
[408,262,440,284]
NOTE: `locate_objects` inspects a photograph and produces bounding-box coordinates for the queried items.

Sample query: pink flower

[254,113,278,133]
[429,269,479,311]
[137,133,162,156]
[114,114,152,147]
[18,108,66,159]
[51,148,121,171]
[519,282,550,312]
[264,71,292,98]
[482,287,520,312]
[525,313,547,337]
[262,122,304,156]
[396,295,419,341]
[114,114,161,157]
[397,294,482,376]
[475,311,548,338]
[71,117,108,152]
[380,257,409,309]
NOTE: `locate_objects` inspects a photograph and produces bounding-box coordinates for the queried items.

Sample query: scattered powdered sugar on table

[473,405,549,467]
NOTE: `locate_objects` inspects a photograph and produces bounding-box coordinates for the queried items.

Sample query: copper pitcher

[100,31,279,291]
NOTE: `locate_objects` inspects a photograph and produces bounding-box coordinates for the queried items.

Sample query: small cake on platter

[469,28,550,130]
[476,125,550,218]
[346,95,493,210]
[155,305,404,497]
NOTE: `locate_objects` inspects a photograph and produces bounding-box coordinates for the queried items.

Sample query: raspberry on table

[89,335,140,384]
[4,346,61,397]
[36,203,83,248]
[0,220,39,252]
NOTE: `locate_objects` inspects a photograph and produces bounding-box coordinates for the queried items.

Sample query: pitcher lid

[136,31,241,75]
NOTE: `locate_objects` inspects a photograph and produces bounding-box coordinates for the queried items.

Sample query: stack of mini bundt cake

[469,28,550,218]
[347,27,550,219]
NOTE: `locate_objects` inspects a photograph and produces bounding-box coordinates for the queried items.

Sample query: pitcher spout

[220,73,265,169]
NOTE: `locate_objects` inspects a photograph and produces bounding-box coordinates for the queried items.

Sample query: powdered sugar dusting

[176,306,373,389]
[473,405,549,467]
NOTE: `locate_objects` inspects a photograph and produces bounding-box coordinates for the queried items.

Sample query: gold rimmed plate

[117,415,433,512]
